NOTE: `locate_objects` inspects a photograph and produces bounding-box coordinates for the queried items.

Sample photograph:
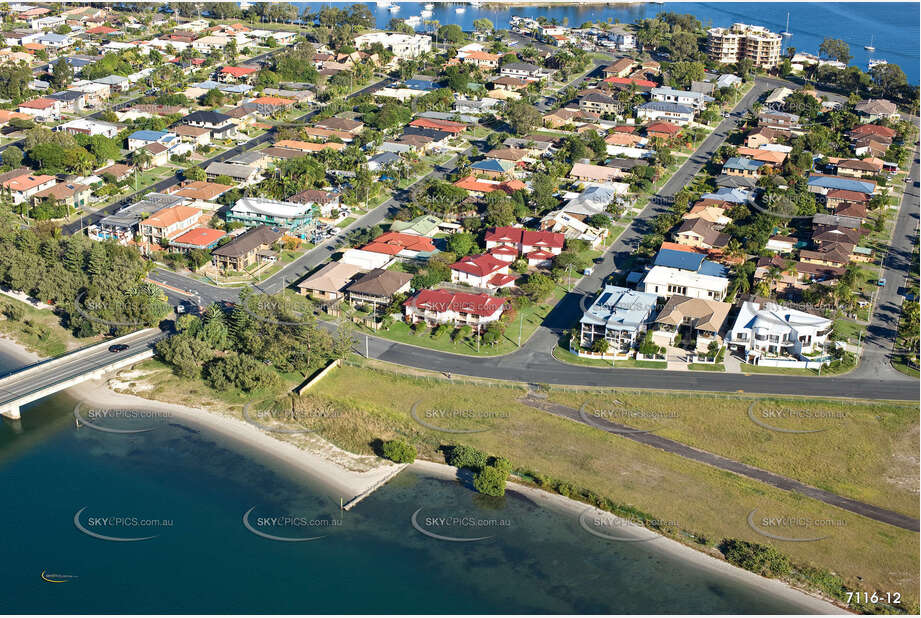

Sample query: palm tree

[131,148,153,171]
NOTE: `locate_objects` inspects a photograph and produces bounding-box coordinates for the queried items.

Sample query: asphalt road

[851,146,920,381]
[0,329,165,408]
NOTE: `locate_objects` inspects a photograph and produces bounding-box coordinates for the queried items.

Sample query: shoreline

[410,459,848,615]
[0,335,846,614]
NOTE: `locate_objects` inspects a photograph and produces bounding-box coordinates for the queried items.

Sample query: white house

[727,301,833,361]
[354,32,431,59]
[403,289,506,333]
[650,87,713,111]
[641,248,730,301]
[636,101,695,125]
[57,118,120,138]
[450,253,515,290]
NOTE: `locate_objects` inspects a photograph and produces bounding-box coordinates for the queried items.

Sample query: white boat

[456,7,466,13]
[389,4,400,12]
[424,3,434,9]
[376,0,391,6]
[405,16,421,26]
[864,35,874,51]
[780,12,792,37]
[421,9,433,17]
[868,58,887,70]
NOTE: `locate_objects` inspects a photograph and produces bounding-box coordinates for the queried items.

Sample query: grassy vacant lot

[547,389,918,518]
[303,363,918,609]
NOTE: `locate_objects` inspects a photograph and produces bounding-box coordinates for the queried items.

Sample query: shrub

[473,465,507,496]
[488,456,512,476]
[446,444,488,470]
[381,439,416,463]
[0,301,25,321]
[720,539,791,577]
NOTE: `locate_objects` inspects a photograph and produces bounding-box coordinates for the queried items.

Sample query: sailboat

[864,35,875,51]
[780,12,792,37]
[424,3,434,9]
[389,4,400,12]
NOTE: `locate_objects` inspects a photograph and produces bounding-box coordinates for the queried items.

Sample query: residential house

[211,225,283,271]
[354,32,431,59]
[288,189,340,217]
[127,130,177,151]
[296,261,363,301]
[745,126,786,148]
[361,231,438,261]
[181,110,236,139]
[138,205,203,244]
[315,117,364,134]
[579,91,621,115]
[46,90,86,113]
[344,268,413,311]
[169,227,228,253]
[453,175,525,196]
[247,95,295,115]
[484,226,565,263]
[93,74,129,92]
[807,175,875,198]
[31,182,90,211]
[227,197,314,230]
[462,50,501,70]
[758,110,800,131]
[636,101,694,125]
[835,158,883,178]
[500,62,544,81]
[578,285,658,351]
[2,173,56,204]
[57,117,119,138]
[451,253,516,290]
[204,161,259,185]
[722,156,764,177]
[645,121,682,140]
[173,124,212,147]
[641,249,729,301]
[727,300,833,361]
[854,99,899,121]
[602,58,635,78]
[650,86,713,110]
[403,289,506,332]
[674,218,730,251]
[651,295,731,353]
[18,97,62,122]
[568,162,622,183]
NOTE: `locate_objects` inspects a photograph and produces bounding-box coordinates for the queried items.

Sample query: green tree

[473,465,507,496]
[446,231,475,256]
[50,57,73,89]
[473,18,494,33]
[2,145,22,169]
[381,439,416,463]
[818,38,851,64]
[504,100,541,135]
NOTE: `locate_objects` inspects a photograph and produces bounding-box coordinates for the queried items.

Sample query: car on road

[108,344,129,353]
[877,277,887,287]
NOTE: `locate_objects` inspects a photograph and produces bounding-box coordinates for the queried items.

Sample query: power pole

[518,311,522,347]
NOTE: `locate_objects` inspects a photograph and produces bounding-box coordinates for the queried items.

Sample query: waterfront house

[344,268,413,312]
[635,101,694,125]
[641,249,729,301]
[450,254,515,290]
[227,197,314,230]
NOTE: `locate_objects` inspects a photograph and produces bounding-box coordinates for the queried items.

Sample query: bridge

[0,329,166,420]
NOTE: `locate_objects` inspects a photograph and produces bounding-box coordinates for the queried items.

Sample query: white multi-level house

[727,301,833,361]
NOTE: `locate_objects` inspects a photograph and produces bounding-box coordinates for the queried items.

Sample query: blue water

[294,2,920,84]
[0,365,821,613]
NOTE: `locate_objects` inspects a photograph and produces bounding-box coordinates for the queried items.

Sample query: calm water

[0,354,819,614]
[295,1,920,83]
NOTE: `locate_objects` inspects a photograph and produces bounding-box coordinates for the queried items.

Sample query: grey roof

[344,268,412,298]
[100,192,185,230]
[227,150,266,165]
[419,110,479,124]
[638,101,694,115]
[184,110,232,125]
[212,225,283,258]
[205,161,256,179]
[502,62,541,73]
[47,90,84,102]
[715,173,758,189]
[580,285,658,332]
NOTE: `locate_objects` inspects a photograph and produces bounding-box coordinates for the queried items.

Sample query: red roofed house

[18,97,62,122]
[361,231,438,261]
[645,121,681,140]
[462,50,501,70]
[409,117,467,134]
[603,76,657,91]
[451,253,516,289]
[484,226,564,265]
[248,96,296,114]
[404,288,506,332]
[169,227,229,253]
[2,174,56,204]
[219,65,259,82]
[86,25,119,35]
[848,124,897,141]
[453,175,525,196]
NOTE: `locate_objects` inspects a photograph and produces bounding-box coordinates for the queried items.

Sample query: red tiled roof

[484,226,564,250]
[170,227,227,247]
[451,253,507,277]
[404,288,506,317]
[86,25,118,34]
[646,121,681,136]
[603,76,656,88]
[409,117,467,133]
[361,231,437,255]
[827,189,869,202]
[220,66,258,77]
[453,175,523,195]
[20,98,57,110]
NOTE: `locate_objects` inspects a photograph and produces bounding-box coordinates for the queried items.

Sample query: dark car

[108,344,129,353]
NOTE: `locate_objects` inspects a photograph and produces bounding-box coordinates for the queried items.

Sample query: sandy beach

[1,334,846,614]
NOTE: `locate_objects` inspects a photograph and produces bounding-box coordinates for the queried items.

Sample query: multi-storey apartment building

[707,23,781,69]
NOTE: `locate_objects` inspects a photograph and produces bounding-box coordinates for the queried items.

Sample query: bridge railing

[0,328,162,383]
